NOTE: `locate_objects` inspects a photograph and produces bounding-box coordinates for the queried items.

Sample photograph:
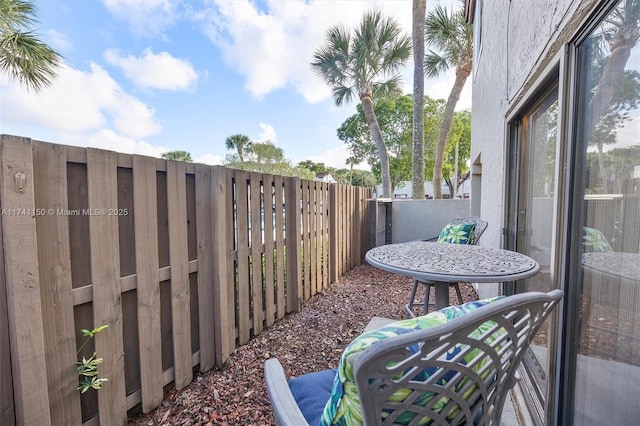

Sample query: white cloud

[1,62,162,139]
[195,153,224,165]
[102,0,180,38]
[104,48,199,91]
[60,129,170,157]
[257,122,277,142]
[200,0,413,103]
[46,29,74,53]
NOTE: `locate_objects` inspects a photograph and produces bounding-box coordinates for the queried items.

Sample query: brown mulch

[127,264,478,426]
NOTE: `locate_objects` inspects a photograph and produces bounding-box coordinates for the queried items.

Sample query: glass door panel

[508,85,559,422]
[570,1,640,424]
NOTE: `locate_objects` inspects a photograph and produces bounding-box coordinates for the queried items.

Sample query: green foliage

[0,0,63,91]
[161,150,193,162]
[337,93,471,193]
[225,134,251,162]
[225,141,314,179]
[76,324,109,393]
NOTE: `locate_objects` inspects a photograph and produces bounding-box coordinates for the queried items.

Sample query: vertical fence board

[321,183,328,290]
[263,174,276,327]
[87,148,127,425]
[132,155,163,413]
[0,136,51,426]
[165,161,192,390]
[329,185,338,284]
[235,171,251,344]
[274,176,285,318]
[302,181,311,299]
[33,142,83,425]
[249,173,264,335]
[285,177,302,312]
[310,182,318,296]
[0,207,14,426]
[211,166,234,366]
[195,164,215,372]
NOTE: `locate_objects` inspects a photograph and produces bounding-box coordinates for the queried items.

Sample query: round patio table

[365,241,540,312]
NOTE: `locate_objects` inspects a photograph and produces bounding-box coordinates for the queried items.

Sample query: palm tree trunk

[411,0,427,200]
[361,94,392,198]
[433,68,469,199]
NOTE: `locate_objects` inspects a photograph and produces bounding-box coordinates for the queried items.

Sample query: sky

[0,0,470,170]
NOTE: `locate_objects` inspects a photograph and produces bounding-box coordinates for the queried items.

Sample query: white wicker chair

[265,290,563,426]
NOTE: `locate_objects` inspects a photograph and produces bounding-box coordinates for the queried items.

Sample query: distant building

[314,172,337,183]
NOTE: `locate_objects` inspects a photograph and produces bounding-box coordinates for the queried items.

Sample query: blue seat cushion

[289,368,337,426]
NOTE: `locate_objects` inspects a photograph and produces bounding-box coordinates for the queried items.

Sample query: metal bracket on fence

[14,172,26,193]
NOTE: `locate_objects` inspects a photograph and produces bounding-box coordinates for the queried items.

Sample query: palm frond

[424,50,450,77]
[0,0,38,31]
[0,30,61,91]
[333,85,356,106]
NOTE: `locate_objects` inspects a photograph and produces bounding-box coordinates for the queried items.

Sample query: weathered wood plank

[195,164,215,372]
[0,207,14,426]
[285,177,302,312]
[33,142,83,425]
[329,184,338,284]
[165,160,192,390]
[262,174,276,327]
[86,147,127,425]
[0,135,50,425]
[132,155,163,413]
[211,166,234,366]
[302,181,311,299]
[235,171,251,344]
[274,176,285,319]
[310,182,318,296]
[249,173,264,335]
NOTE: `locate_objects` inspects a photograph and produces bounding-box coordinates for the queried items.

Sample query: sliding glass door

[506,84,560,424]
[566,1,640,424]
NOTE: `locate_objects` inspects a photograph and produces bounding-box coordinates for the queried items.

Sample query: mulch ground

[127,264,478,426]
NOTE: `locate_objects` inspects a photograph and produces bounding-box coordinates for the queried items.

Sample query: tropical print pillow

[437,223,476,244]
[319,296,504,426]
[582,226,613,253]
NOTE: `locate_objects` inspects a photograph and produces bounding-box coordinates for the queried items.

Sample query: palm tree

[312,11,411,198]
[225,134,251,163]
[412,0,427,200]
[425,2,473,199]
[161,150,193,162]
[0,0,62,91]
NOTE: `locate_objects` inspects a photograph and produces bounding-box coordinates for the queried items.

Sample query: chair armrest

[264,358,309,426]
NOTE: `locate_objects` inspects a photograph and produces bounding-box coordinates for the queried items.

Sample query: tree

[312,11,411,198]
[161,150,193,162]
[442,109,472,197]
[411,0,427,199]
[338,94,413,193]
[424,1,473,198]
[225,141,314,179]
[224,134,251,163]
[0,0,62,91]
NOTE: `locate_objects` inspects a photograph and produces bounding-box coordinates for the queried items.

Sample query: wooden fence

[0,135,371,426]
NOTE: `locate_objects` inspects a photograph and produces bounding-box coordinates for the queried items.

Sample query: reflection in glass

[573,0,640,424]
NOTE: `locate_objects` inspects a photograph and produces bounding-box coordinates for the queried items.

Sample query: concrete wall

[470,0,599,297]
[391,199,471,243]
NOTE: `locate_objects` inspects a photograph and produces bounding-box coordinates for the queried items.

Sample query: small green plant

[76,325,109,393]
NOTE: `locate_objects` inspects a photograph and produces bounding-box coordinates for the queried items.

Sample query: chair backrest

[450,216,488,246]
[353,290,563,426]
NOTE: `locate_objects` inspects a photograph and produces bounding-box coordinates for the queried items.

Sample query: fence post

[285,177,302,312]
[0,135,51,426]
[210,166,234,366]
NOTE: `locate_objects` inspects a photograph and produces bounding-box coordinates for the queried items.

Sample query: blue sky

[0,0,469,169]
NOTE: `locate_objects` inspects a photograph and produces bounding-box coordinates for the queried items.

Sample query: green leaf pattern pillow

[319,296,505,426]
[437,223,476,245]
[582,226,613,253]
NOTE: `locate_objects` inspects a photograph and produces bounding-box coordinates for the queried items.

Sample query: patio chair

[407,216,489,317]
[264,289,563,426]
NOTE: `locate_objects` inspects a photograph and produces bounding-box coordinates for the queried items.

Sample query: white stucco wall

[469,0,599,297]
